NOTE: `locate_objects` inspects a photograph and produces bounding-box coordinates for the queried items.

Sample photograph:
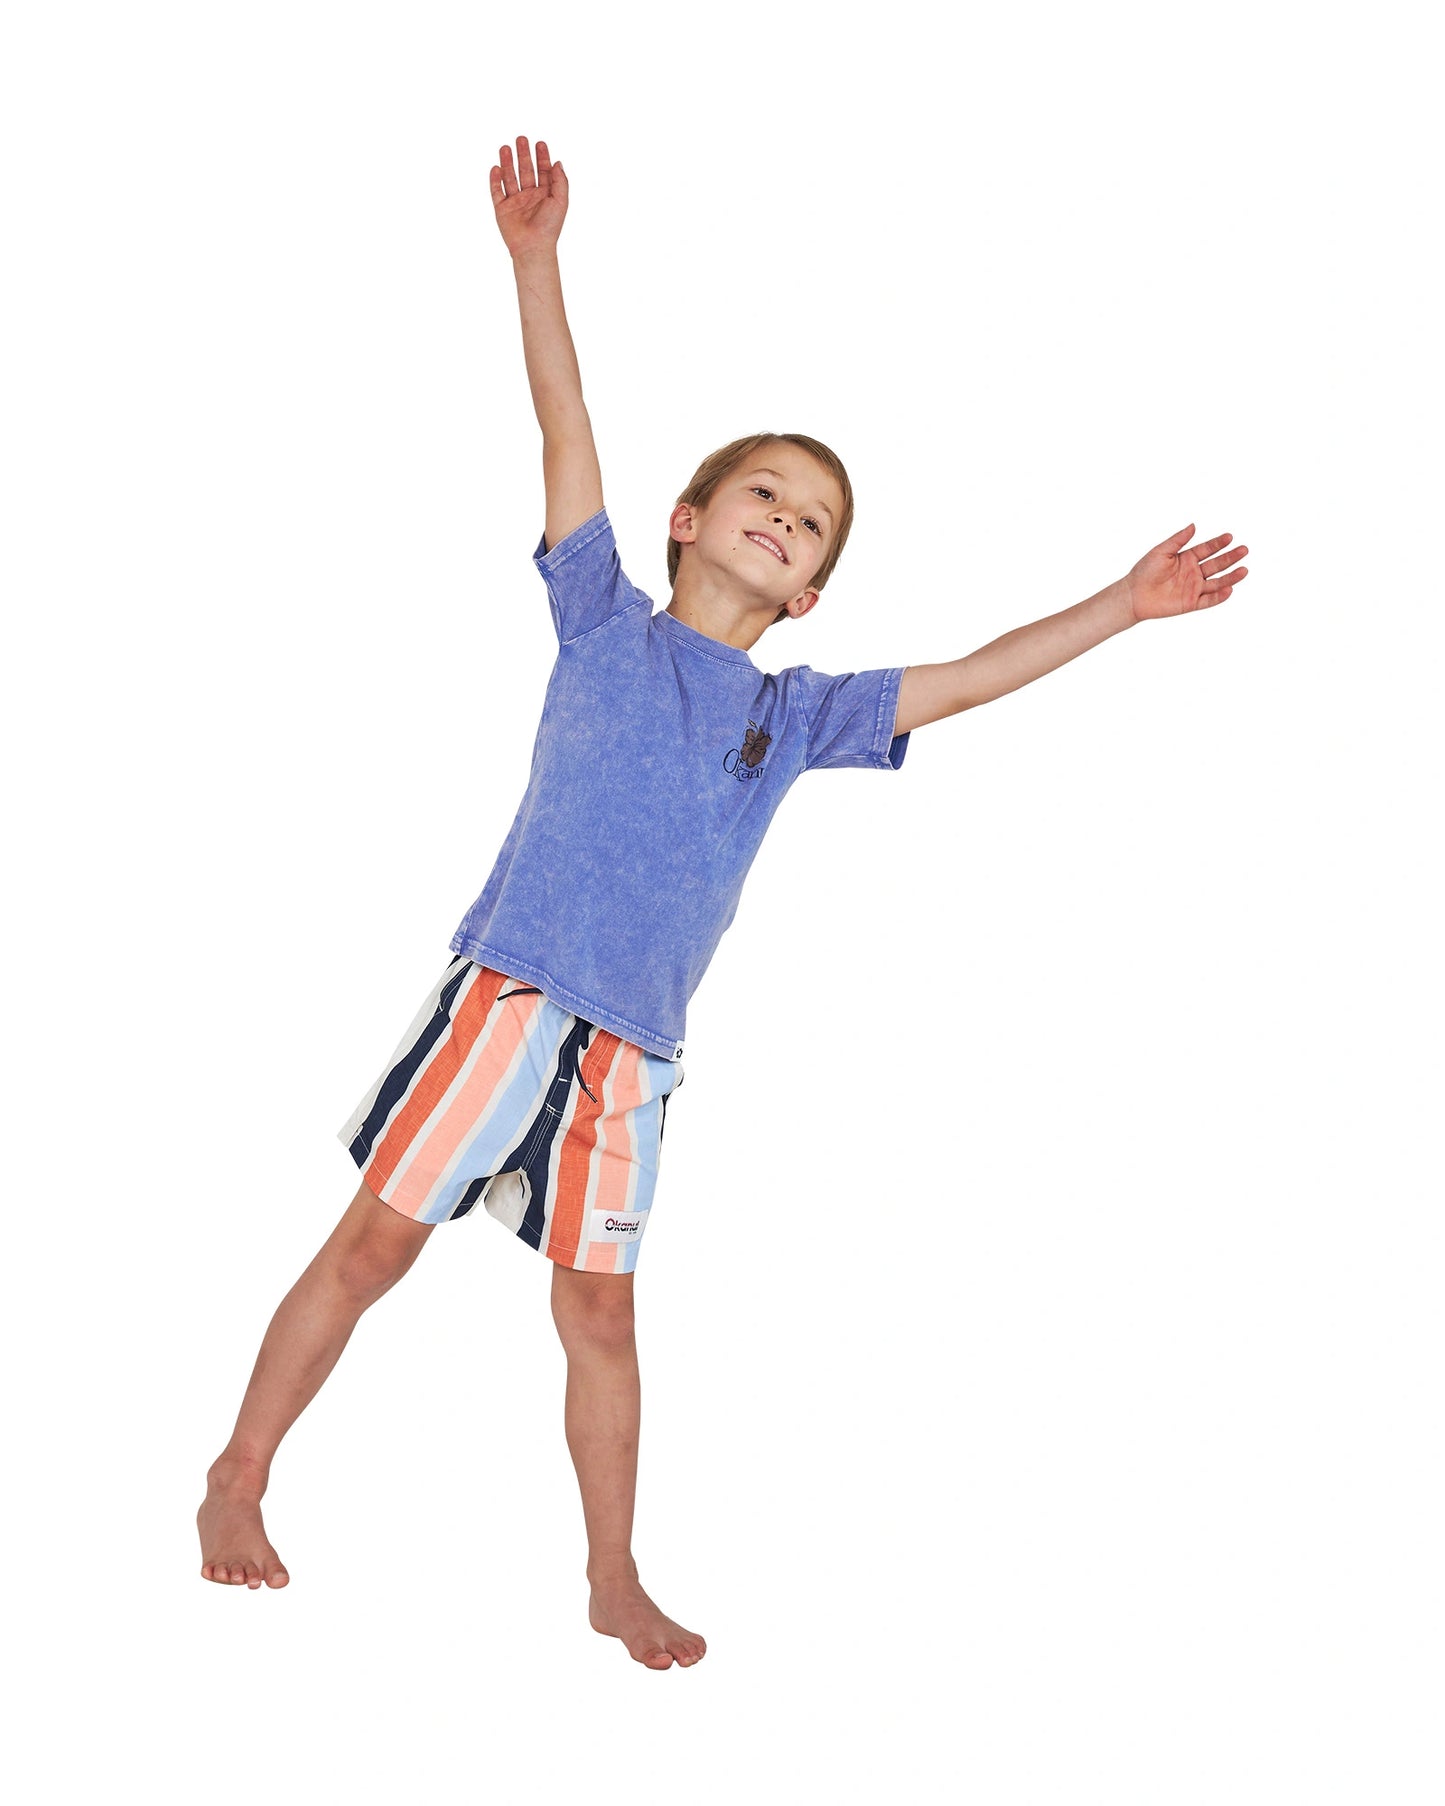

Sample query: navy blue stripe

[515,1016,597,1250]
[346,961,474,1165]
[451,1174,488,1220]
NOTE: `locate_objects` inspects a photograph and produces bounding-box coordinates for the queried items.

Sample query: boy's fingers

[489,165,505,206]
[498,144,516,198]
[1202,566,1247,594]
[1144,524,1195,560]
[516,135,536,187]
[1200,544,1248,576]
[536,140,567,196]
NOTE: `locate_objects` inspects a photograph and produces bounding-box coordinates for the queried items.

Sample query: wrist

[1103,577,1139,631]
[511,242,560,271]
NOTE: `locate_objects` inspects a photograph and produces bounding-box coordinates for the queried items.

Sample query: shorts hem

[341,1148,640,1265]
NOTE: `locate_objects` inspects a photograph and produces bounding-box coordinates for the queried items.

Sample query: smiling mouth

[745,530,789,565]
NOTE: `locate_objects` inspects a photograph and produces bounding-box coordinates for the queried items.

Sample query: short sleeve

[533,508,649,645]
[793,664,911,773]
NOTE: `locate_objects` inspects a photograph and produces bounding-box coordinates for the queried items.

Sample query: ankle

[587,1556,640,1589]
[206,1451,270,1498]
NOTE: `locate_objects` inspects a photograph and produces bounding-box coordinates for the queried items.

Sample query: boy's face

[674,445,844,620]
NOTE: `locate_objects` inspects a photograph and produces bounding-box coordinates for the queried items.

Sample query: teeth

[747,532,786,563]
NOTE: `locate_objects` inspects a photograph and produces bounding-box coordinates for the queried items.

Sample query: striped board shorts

[336,955,685,1274]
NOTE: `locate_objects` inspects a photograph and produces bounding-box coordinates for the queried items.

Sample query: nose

[770,511,794,536]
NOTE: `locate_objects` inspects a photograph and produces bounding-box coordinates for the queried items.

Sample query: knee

[334,1242,409,1301]
[551,1271,635,1355]
[331,1185,430,1299]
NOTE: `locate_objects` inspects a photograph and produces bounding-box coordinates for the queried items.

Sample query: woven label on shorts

[591,1209,647,1242]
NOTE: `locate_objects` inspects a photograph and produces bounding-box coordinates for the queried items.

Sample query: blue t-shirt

[449,508,910,1060]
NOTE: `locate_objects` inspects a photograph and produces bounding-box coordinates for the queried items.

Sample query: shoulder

[533,509,652,646]
[768,661,834,712]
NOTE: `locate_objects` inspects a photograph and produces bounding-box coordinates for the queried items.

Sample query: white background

[4,2,1440,1801]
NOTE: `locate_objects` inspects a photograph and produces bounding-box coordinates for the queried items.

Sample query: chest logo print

[722,719,771,783]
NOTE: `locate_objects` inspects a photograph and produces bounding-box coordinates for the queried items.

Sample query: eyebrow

[748,468,836,528]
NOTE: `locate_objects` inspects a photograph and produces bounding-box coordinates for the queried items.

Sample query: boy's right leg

[197,1179,434,1588]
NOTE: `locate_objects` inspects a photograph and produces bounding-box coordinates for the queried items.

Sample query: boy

[197,135,1249,1670]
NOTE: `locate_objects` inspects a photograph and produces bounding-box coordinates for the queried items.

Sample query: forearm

[511,246,590,437]
[958,580,1136,708]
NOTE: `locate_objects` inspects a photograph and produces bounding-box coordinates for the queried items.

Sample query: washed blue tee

[449,508,910,1060]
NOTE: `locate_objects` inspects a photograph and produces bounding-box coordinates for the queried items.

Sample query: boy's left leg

[549,1264,707,1669]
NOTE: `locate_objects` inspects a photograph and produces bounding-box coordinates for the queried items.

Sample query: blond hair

[667,432,855,624]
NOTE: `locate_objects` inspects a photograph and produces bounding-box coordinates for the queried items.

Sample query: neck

[665,566,779,654]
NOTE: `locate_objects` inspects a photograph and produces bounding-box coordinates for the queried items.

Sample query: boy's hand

[1124,524,1250,622]
[490,135,568,260]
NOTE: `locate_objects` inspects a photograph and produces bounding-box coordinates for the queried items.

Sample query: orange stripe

[365,965,508,1205]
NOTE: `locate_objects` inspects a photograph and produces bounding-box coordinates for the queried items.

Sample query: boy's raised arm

[893,525,1250,735]
[491,136,604,552]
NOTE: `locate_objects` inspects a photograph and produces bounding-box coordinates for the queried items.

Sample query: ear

[786,588,821,621]
[669,501,699,545]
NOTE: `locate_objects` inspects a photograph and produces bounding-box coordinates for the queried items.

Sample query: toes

[200,1554,286,1589]
[201,1559,245,1584]
[636,1643,673,1669]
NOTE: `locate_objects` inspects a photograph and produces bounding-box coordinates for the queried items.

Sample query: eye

[753,485,824,537]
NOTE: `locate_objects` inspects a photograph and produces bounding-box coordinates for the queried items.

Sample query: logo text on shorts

[603,1215,642,1237]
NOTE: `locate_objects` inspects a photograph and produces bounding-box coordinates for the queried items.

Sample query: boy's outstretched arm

[893,524,1250,735]
[491,135,603,552]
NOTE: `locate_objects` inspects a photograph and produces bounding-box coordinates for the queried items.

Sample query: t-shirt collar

[653,608,759,669]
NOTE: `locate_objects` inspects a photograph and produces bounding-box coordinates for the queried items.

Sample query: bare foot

[197,1464,289,1590]
[588,1576,706,1669]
